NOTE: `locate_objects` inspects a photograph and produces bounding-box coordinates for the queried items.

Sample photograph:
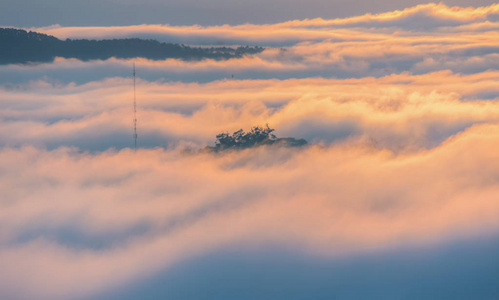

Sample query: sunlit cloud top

[29,3,499,46]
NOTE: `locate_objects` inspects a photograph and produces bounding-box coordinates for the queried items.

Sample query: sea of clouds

[1,3,499,299]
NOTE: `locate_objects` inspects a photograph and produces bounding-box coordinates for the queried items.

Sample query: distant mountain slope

[0,28,264,64]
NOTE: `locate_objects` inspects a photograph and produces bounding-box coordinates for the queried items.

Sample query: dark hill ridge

[0,28,264,65]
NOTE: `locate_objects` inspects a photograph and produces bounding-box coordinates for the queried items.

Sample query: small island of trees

[207,124,307,152]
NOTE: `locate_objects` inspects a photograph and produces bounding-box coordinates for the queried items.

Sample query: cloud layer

[2,70,499,298]
[1,4,497,86]
[1,3,499,299]
[30,3,499,45]
[2,123,499,299]
[1,71,499,151]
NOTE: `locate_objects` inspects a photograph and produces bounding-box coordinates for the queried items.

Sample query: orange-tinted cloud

[30,3,499,46]
[1,123,499,299]
[1,71,498,151]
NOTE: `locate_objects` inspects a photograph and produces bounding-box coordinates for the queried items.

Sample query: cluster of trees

[0,28,265,64]
[208,125,307,152]
[215,124,277,150]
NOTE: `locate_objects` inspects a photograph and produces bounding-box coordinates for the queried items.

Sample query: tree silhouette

[0,28,265,65]
[215,124,276,150]
[210,124,306,151]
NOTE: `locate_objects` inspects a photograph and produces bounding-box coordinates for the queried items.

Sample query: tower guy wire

[133,62,137,151]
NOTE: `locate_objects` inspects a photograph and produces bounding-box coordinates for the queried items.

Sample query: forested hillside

[0,28,264,64]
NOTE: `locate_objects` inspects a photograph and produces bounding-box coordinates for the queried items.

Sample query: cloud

[1,62,498,300]
[292,3,499,30]
[2,11,499,84]
[26,3,499,46]
[1,123,499,299]
[1,71,499,151]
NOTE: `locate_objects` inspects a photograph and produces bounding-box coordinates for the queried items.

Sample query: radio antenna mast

[133,62,138,151]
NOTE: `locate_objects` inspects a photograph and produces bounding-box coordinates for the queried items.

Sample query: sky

[1,2,499,300]
[0,0,497,26]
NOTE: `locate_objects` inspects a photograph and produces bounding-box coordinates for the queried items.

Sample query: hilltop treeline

[206,125,307,152]
[0,28,264,64]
